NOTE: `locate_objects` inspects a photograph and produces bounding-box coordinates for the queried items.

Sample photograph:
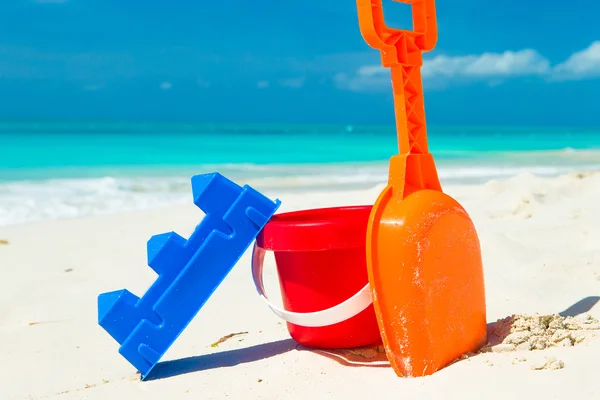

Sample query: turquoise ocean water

[2,122,600,226]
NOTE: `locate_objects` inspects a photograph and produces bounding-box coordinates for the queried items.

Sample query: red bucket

[252,205,381,349]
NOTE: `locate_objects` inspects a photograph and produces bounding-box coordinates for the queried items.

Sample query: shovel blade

[367,189,487,377]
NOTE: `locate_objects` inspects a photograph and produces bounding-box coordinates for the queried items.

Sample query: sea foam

[2,160,599,227]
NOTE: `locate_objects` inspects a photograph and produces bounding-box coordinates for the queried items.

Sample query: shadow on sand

[146,338,298,381]
[559,296,600,318]
[296,343,390,369]
[146,296,599,380]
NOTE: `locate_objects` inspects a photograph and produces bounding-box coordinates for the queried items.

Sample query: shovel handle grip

[356,0,438,155]
[357,0,438,64]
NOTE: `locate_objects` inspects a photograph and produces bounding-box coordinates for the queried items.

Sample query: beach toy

[356,0,487,377]
[251,206,381,348]
[97,172,281,379]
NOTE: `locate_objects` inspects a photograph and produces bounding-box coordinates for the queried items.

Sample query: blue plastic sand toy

[97,172,281,379]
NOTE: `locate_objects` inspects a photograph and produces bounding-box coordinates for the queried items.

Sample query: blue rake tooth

[147,232,187,275]
[97,289,141,344]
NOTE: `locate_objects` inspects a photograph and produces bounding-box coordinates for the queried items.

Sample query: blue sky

[0,0,599,126]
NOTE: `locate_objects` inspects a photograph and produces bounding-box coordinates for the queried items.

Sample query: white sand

[1,171,600,400]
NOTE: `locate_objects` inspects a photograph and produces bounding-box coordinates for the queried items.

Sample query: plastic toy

[252,206,380,349]
[97,172,281,379]
[356,0,487,377]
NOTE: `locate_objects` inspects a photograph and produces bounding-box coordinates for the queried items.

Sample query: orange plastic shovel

[356,0,487,377]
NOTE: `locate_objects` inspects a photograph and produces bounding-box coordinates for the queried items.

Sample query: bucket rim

[256,205,372,251]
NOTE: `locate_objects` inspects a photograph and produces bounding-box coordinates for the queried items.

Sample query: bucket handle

[251,242,373,327]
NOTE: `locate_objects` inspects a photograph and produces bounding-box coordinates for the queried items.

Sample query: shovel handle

[357,0,437,57]
[356,0,438,155]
